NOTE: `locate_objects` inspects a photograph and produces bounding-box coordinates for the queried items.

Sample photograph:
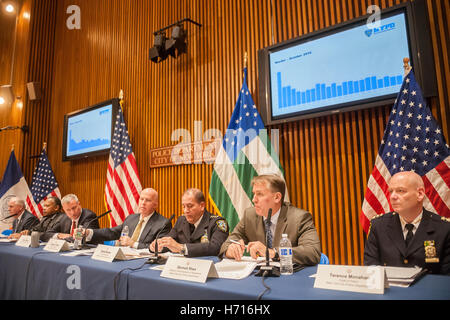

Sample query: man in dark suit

[220,174,321,265]
[8,197,39,238]
[150,188,229,257]
[364,171,450,274]
[85,188,171,249]
[56,194,99,240]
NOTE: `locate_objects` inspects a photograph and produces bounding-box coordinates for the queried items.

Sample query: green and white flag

[209,67,288,231]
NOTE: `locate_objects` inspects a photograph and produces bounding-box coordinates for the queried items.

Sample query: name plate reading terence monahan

[314,265,388,294]
[160,256,219,283]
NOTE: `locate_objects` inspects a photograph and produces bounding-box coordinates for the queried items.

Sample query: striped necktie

[131,219,144,242]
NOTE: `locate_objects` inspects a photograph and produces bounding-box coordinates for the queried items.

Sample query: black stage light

[149,33,168,63]
[165,24,187,58]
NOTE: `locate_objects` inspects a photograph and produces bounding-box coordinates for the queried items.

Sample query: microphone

[82,210,112,229]
[146,214,175,265]
[255,208,280,277]
[71,210,111,247]
[0,212,19,221]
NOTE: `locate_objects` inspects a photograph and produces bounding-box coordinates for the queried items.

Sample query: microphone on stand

[255,208,280,277]
[82,210,112,229]
[0,212,19,221]
[70,210,112,246]
[146,214,175,265]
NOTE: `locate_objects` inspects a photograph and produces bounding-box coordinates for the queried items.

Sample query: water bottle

[279,233,293,275]
[73,227,84,250]
[121,225,129,237]
[120,225,129,246]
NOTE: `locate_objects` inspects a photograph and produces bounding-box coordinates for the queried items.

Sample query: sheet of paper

[214,259,258,280]
[0,238,16,243]
[383,266,423,279]
[61,248,96,256]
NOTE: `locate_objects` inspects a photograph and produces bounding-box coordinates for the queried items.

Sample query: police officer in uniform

[150,188,229,257]
[364,171,450,274]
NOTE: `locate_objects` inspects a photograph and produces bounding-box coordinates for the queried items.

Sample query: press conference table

[0,242,449,300]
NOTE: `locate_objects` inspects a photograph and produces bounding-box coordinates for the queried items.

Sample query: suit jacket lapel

[273,205,288,247]
[388,214,407,257]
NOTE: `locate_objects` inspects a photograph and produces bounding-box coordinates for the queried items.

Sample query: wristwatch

[180,244,188,256]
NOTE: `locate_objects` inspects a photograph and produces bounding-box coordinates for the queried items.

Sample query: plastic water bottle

[73,227,84,250]
[279,233,293,275]
[121,225,129,237]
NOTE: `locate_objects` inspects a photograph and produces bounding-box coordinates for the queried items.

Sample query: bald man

[364,171,450,274]
[85,188,171,249]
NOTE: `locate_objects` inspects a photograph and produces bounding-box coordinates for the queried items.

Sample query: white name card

[44,238,70,252]
[314,265,388,295]
[15,235,32,247]
[160,256,219,283]
[91,244,127,262]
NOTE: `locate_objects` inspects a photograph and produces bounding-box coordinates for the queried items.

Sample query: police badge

[200,230,209,243]
[424,240,439,263]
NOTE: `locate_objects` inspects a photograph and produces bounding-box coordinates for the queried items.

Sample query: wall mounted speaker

[27,82,41,100]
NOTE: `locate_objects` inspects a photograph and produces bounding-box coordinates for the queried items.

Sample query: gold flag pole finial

[119,89,124,111]
[43,142,47,151]
[244,52,248,68]
[11,144,14,151]
[403,57,412,76]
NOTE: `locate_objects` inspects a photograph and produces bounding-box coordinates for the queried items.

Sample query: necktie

[189,223,195,235]
[71,220,77,236]
[131,220,144,242]
[405,223,414,247]
[264,219,273,249]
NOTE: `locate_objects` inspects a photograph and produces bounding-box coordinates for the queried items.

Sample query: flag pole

[119,89,124,111]
[43,142,47,152]
[11,144,14,151]
[403,57,412,76]
[244,52,248,68]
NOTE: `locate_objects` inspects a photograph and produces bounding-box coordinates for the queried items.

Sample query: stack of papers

[214,258,258,280]
[384,266,426,287]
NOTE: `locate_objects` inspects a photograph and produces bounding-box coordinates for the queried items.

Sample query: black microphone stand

[146,214,175,265]
[255,208,280,277]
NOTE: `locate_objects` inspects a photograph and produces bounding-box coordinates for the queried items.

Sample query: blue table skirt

[1,243,449,300]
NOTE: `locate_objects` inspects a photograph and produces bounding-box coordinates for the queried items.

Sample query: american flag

[26,149,61,219]
[360,70,450,233]
[104,105,142,227]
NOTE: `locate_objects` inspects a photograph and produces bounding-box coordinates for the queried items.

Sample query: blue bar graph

[276,72,403,108]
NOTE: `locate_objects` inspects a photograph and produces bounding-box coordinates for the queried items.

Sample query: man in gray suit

[8,197,39,238]
[85,188,171,249]
[219,174,321,266]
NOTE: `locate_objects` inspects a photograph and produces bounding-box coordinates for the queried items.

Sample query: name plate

[44,238,70,252]
[15,235,32,247]
[160,256,218,283]
[314,265,388,294]
[91,244,127,262]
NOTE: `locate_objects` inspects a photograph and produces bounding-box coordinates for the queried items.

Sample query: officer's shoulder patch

[216,219,228,233]
[441,216,450,223]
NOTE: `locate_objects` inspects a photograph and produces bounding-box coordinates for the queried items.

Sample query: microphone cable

[257,271,272,300]
[113,259,148,300]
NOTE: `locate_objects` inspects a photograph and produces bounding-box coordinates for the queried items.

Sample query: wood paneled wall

[1,0,448,265]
